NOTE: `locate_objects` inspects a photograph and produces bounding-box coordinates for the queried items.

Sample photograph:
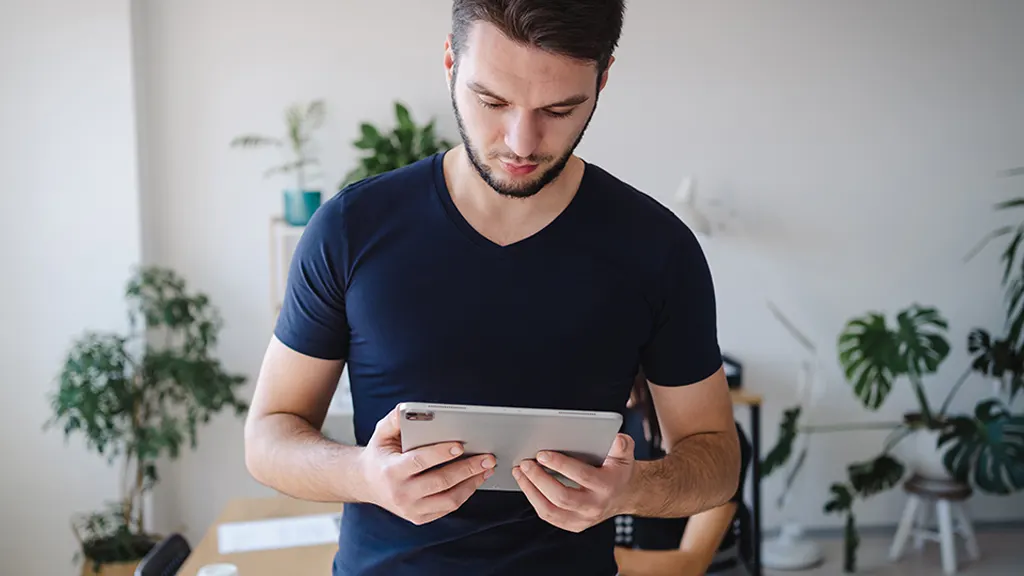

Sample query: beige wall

[0,0,143,573]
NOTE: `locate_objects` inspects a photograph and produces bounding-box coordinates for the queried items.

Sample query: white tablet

[398,402,623,491]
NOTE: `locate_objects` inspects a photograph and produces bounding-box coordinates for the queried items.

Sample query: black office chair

[135,533,191,576]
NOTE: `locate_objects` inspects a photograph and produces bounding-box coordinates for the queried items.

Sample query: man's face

[445,22,610,198]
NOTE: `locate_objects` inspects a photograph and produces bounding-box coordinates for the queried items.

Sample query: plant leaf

[939,400,1024,494]
[838,305,949,411]
[230,135,282,148]
[848,454,905,497]
[354,123,382,149]
[824,483,854,514]
[394,101,413,131]
[895,305,950,375]
[838,313,901,409]
[762,406,800,478]
[964,225,1014,263]
[263,159,318,179]
[305,100,326,129]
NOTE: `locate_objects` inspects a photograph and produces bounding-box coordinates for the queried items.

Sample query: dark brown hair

[451,0,626,75]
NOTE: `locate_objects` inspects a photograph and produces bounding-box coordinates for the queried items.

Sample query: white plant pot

[896,428,954,481]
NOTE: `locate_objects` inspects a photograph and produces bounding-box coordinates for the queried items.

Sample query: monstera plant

[762,304,1024,573]
[763,166,1024,572]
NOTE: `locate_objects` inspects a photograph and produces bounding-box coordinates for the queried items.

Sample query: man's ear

[444,33,456,90]
[598,55,615,93]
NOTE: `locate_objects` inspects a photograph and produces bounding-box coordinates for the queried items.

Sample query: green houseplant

[340,100,454,188]
[46,266,249,575]
[763,304,1024,572]
[232,100,326,226]
[763,168,1024,572]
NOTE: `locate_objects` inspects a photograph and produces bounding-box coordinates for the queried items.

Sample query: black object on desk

[723,354,743,389]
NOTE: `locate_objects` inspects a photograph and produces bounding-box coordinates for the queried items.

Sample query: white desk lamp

[762,302,826,570]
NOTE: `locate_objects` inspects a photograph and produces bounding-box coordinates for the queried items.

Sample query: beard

[449,65,598,199]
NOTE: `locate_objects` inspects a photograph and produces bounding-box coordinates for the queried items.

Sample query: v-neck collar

[431,151,591,257]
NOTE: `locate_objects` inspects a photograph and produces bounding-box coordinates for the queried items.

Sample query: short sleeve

[273,204,350,360]
[640,231,722,386]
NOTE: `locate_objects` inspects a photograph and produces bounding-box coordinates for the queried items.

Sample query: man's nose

[504,111,540,160]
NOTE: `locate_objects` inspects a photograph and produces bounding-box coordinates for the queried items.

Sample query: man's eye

[545,108,575,119]
[479,99,505,110]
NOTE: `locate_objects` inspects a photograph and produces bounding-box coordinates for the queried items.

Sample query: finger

[603,433,634,465]
[369,405,402,446]
[535,450,598,490]
[396,442,471,478]
[519,459,578,510]
[513,465,565,523]
[409,453,496,497]
[417,467,493,520]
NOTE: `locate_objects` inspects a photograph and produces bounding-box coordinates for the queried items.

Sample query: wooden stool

[889,474,979,575]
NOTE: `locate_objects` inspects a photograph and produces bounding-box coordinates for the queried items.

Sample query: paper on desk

[217,513,341,554]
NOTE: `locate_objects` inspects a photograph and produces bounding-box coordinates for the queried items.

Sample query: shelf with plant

[762,167,1024,573]
[45,267,249,575]
[231,100,326,226]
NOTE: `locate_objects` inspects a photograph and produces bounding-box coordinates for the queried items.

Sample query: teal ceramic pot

[283,189,321,226]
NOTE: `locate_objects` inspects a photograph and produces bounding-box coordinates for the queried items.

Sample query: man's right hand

[356,405,496,525]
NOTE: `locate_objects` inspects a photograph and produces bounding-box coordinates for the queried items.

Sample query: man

[244,1,740,575]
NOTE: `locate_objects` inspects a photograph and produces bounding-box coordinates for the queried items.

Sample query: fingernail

[618,436,627,451]
[537,451,550,463]
[512,467,521,480]
[451,445,463,456]
[481,456,496,469]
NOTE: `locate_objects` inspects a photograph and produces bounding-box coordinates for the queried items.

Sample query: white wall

[132,0,1024,545]
[0,0,142,574]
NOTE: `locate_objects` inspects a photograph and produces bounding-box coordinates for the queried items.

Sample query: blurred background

[2,1,1022,575]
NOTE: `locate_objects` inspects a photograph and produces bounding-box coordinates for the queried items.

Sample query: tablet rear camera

[405,411,435,421]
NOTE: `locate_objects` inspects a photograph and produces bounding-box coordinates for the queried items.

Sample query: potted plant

[762,165,1024,571]
[340,100,454,189]
[232,100,326,226]
[46,266,249,575]
[763,303,1024,572]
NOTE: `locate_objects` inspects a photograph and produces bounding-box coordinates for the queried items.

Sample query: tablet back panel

[399,402,623,491]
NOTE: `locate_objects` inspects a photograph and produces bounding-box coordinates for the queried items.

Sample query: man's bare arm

[245,336,496,521]
[624,367,740,518]
[243,336,370,503]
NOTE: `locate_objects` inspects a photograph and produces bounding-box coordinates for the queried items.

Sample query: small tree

[46,266,249,569]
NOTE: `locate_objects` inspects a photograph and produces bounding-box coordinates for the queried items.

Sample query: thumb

[605,433,635,465]
[370,404,402,447]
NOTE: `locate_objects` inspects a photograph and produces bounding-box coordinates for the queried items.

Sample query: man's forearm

[623,430,740,518]
[244,413,369,503]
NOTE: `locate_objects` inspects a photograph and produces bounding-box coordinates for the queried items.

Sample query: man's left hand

[513,433,636,533]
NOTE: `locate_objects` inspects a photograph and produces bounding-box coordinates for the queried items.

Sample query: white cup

[197,564,239,576]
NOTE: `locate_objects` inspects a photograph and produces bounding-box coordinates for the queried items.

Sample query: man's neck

[442,145,584,247]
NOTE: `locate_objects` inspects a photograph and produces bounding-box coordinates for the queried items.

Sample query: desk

[730,389,764,576]
[177,496,341,576]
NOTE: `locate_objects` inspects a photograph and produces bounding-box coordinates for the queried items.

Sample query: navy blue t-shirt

[274,152,722,576]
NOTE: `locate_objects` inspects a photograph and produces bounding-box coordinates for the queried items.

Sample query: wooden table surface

[177,496,342,576]
[730,388,763,406]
